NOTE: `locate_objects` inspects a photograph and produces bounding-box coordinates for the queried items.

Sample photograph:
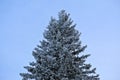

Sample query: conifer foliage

[20,10,99,80]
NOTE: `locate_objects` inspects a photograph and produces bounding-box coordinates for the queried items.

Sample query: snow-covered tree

[20,10,99,80]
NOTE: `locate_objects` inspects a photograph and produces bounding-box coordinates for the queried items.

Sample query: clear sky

[1,0,120,80]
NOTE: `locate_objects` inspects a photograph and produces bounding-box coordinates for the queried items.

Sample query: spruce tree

[20,10,99,80]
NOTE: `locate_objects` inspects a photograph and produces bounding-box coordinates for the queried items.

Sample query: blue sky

[0,0,120,80]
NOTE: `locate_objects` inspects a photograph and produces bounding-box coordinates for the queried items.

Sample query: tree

[20,10,99,80]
